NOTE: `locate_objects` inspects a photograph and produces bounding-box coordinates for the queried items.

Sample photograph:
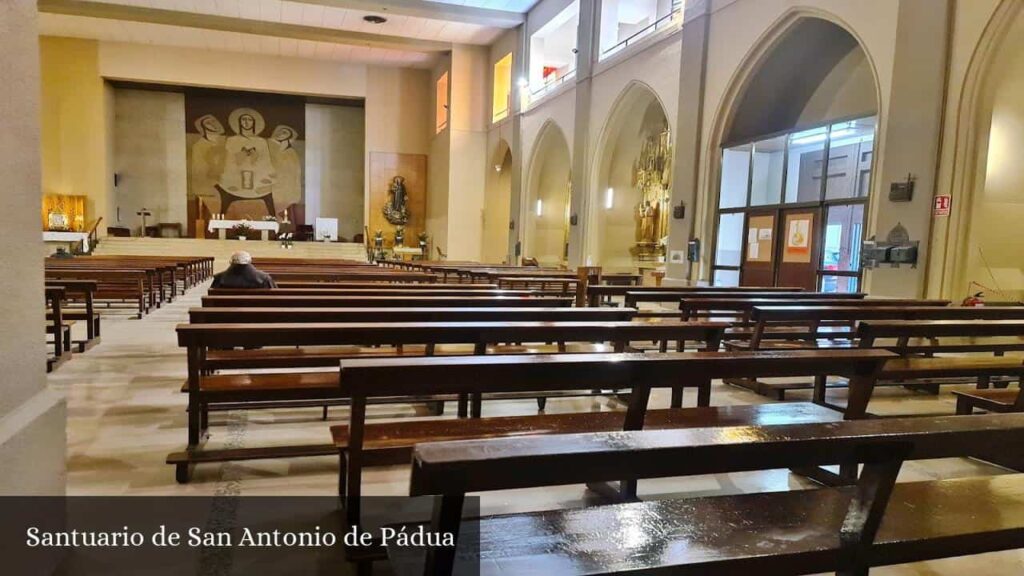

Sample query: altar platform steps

[92,237,368,270]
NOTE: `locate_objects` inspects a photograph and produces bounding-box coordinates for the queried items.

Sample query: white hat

[230,251,252,265]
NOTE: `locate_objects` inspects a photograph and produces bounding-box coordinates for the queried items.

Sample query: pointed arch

[587,81,672,269]
[523,121,572,266]
[935,0,1024,299]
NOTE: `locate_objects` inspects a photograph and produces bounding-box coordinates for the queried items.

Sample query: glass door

[777,208,821,291]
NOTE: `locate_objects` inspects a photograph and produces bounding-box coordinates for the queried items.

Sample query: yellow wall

[40,37,111,233]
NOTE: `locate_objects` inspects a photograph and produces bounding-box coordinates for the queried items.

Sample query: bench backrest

[858,320,1024,344]
[199,295,576,308]
[273,282,499,290]
[409,413,1024,494]
[749,304,1000,323]
[206,288,546,297]
[188,306,637,324]
[338,349,892,399]
[177,321,728,350]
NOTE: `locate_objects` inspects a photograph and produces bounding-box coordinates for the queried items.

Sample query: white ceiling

[38,0,541,68]
[39,12,437,67]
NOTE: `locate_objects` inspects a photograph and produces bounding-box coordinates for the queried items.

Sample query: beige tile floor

[47,284,1024,574]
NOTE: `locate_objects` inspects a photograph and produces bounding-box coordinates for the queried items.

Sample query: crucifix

[137,208,152,236]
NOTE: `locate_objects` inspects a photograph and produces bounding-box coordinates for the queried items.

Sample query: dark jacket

[211,263,277,289]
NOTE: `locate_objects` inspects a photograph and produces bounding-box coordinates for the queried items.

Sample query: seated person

[211,251,277,289]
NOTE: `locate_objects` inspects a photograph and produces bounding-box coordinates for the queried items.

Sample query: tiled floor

[48,284,1024,574]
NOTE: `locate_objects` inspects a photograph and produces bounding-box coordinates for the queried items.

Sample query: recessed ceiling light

[363,15,387,24]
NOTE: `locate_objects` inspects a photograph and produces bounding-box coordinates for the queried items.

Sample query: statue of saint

[383,176,410,225]
[637,200,658,244]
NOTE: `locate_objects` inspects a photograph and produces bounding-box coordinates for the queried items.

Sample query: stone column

[0,0,66,495]
[665,0,710,284]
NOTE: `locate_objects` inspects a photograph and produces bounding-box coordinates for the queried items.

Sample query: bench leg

[337,452,347,497]
[536,397,547,411]
[812,375,827,405]
[470,394,483,418]
[457,394,469,418]
[670,387,683,408]
[696,380,711,407]
[322,406,328,421]
[956,396,974,416]
[978,375,991,390]
[175,462,194,484]
[430,401,445,416]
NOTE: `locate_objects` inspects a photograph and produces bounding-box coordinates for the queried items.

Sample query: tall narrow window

[435,72,449,134]
[492,53,512,123]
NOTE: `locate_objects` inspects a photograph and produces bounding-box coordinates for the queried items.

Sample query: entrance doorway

[712,117,875,292]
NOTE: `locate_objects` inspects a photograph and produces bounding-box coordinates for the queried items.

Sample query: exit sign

[933,195,952,216]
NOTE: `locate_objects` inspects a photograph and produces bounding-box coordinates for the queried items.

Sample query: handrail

[600,5,683,59]
[85,216,102,254]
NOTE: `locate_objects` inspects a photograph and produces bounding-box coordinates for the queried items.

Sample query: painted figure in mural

[190,114,227,214]
[383,175,410,225]
[269,124,302,212]
[217,108,277,217]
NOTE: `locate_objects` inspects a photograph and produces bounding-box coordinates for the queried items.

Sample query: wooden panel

[368,152,427,248]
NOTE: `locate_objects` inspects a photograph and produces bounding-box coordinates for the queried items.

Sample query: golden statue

[632,129,672,259]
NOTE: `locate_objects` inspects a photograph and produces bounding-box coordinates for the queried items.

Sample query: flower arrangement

[231,221,254,239]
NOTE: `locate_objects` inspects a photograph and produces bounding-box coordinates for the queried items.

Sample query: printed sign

[933,195,952,216]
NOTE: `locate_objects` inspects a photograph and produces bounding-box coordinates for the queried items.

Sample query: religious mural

[185,89,305,236]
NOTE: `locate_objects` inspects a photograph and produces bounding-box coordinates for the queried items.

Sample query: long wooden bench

[188,306,636,325]
[845,320,1024,419]
[48,259,175,302]
[331,349,893,531]
[586,284,803,307]
[627,290,861,309]
[259,271,437,283]
[46,279,100,351]
[274,282,499,290]
[45,267,154,317]
[396,414,1024,576]
[44,286,71,372]
[199,295,577,308]
[169,321,728,483]
[206,287,547,297]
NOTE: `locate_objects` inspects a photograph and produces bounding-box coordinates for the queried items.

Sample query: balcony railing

[600,4,684,60]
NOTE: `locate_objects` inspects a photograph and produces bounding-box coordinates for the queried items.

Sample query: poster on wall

[185,88,305,237]
[783,213,814,263]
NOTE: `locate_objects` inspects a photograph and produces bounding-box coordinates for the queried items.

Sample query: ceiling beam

[37,0,452,53]
[293,0,525,28]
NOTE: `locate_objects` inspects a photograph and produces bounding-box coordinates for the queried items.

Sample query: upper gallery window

[599,0,684,59]
[528,1,579,99]
[492,53,513,123]
[436,71,449,134]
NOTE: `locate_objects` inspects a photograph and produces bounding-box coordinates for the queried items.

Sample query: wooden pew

[586,284,802,307]
[169,321,728,483]
[44,286,71,372]
[46,279,100,351]
[274,282,499,290]
[200,295,577,308]
[48,259,175,303]
[398,414,1024,576]
[188,306,636,325]
[45,268,153,317]
[206,288,548,298]
[259,271,437,283]
[331,349,893,530]
[846,320,1024,419]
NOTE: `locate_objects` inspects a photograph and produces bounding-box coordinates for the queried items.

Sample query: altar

[207,220,280,240]
[43,231,90,253]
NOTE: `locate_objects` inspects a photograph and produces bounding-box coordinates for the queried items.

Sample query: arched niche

[705,14,879,290]
[524,123,571,266]
[954,4,1024,300]
[591,82,671,270]
[724,17,877,144]
[482,140,513,263]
